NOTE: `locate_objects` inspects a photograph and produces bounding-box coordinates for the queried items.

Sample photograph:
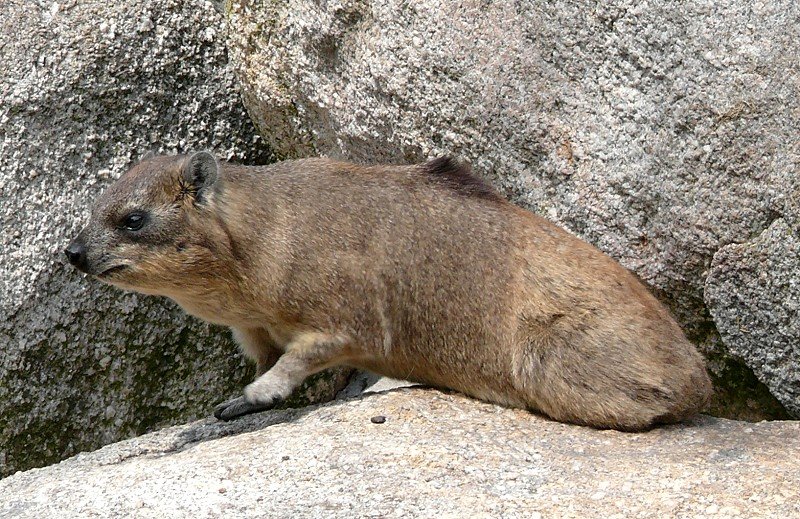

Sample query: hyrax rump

[65,151,711,431]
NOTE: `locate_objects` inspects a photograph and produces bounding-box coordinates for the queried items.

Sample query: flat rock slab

[2,388,798,518]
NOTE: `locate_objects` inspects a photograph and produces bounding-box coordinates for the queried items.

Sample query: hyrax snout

[66,151,712,431]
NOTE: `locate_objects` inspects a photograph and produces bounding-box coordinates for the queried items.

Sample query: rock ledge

[1,388,798,518]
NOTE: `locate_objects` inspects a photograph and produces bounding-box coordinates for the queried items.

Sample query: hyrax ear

[140,150,156,162]
[181,151,219,205]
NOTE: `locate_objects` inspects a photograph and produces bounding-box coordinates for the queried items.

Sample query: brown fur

[66,152,712,430]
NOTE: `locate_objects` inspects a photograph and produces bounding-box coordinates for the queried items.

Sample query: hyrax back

[66,152,711,430]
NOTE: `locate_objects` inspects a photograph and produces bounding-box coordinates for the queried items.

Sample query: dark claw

[213,395,281,421]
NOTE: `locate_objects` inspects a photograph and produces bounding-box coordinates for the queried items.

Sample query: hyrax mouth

[97,264,129,278]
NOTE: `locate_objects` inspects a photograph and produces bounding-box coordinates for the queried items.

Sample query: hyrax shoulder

[66,151,711,431]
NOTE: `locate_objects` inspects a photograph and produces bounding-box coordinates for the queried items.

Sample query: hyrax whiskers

[65,152,712,431]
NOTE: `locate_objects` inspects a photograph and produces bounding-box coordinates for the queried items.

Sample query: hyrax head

[65,151,230,296]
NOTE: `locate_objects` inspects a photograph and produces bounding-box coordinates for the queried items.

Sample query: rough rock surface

[0,0,347,478]
[224,0,800,416]
[1,388,798,518]
[706,219,800,416]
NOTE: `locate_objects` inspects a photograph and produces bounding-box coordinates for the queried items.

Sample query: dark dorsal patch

[422,157,504,203]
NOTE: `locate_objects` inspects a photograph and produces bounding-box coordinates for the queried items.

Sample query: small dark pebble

[370,415,387,424]
[281,455,290,461]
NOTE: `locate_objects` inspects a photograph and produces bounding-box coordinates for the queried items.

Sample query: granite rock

[706,219,800,417]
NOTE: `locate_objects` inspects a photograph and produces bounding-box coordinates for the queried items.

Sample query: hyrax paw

[213,395,279,422]
[243,381,286,409]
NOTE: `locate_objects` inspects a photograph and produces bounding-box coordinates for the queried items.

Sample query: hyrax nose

[64,240,88,272]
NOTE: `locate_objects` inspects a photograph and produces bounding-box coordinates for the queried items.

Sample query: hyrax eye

[120,212,147,232]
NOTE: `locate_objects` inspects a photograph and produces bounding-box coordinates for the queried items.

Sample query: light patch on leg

[214,330,352,422]
[244,373,294,405]
[374,289,393,357]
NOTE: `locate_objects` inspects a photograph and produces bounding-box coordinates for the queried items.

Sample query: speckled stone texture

[0,0,348,478]
[706,219,800,416]
[224,0,800,417]
[1,388,798,518]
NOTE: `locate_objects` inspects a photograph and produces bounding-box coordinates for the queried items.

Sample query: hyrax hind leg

[513,312,699,431]
[214,331,351,421]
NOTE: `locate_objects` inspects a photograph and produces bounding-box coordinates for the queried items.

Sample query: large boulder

[0,0,347,477]
[223,0,799,417]
[1,388,799,517]
[705,219,800,416]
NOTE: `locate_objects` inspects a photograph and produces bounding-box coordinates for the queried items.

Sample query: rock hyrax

[65,152,712,430]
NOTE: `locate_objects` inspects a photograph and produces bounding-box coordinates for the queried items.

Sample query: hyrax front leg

[213,327,281,420]
[214,332,351,421]
[232,327,282,376]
